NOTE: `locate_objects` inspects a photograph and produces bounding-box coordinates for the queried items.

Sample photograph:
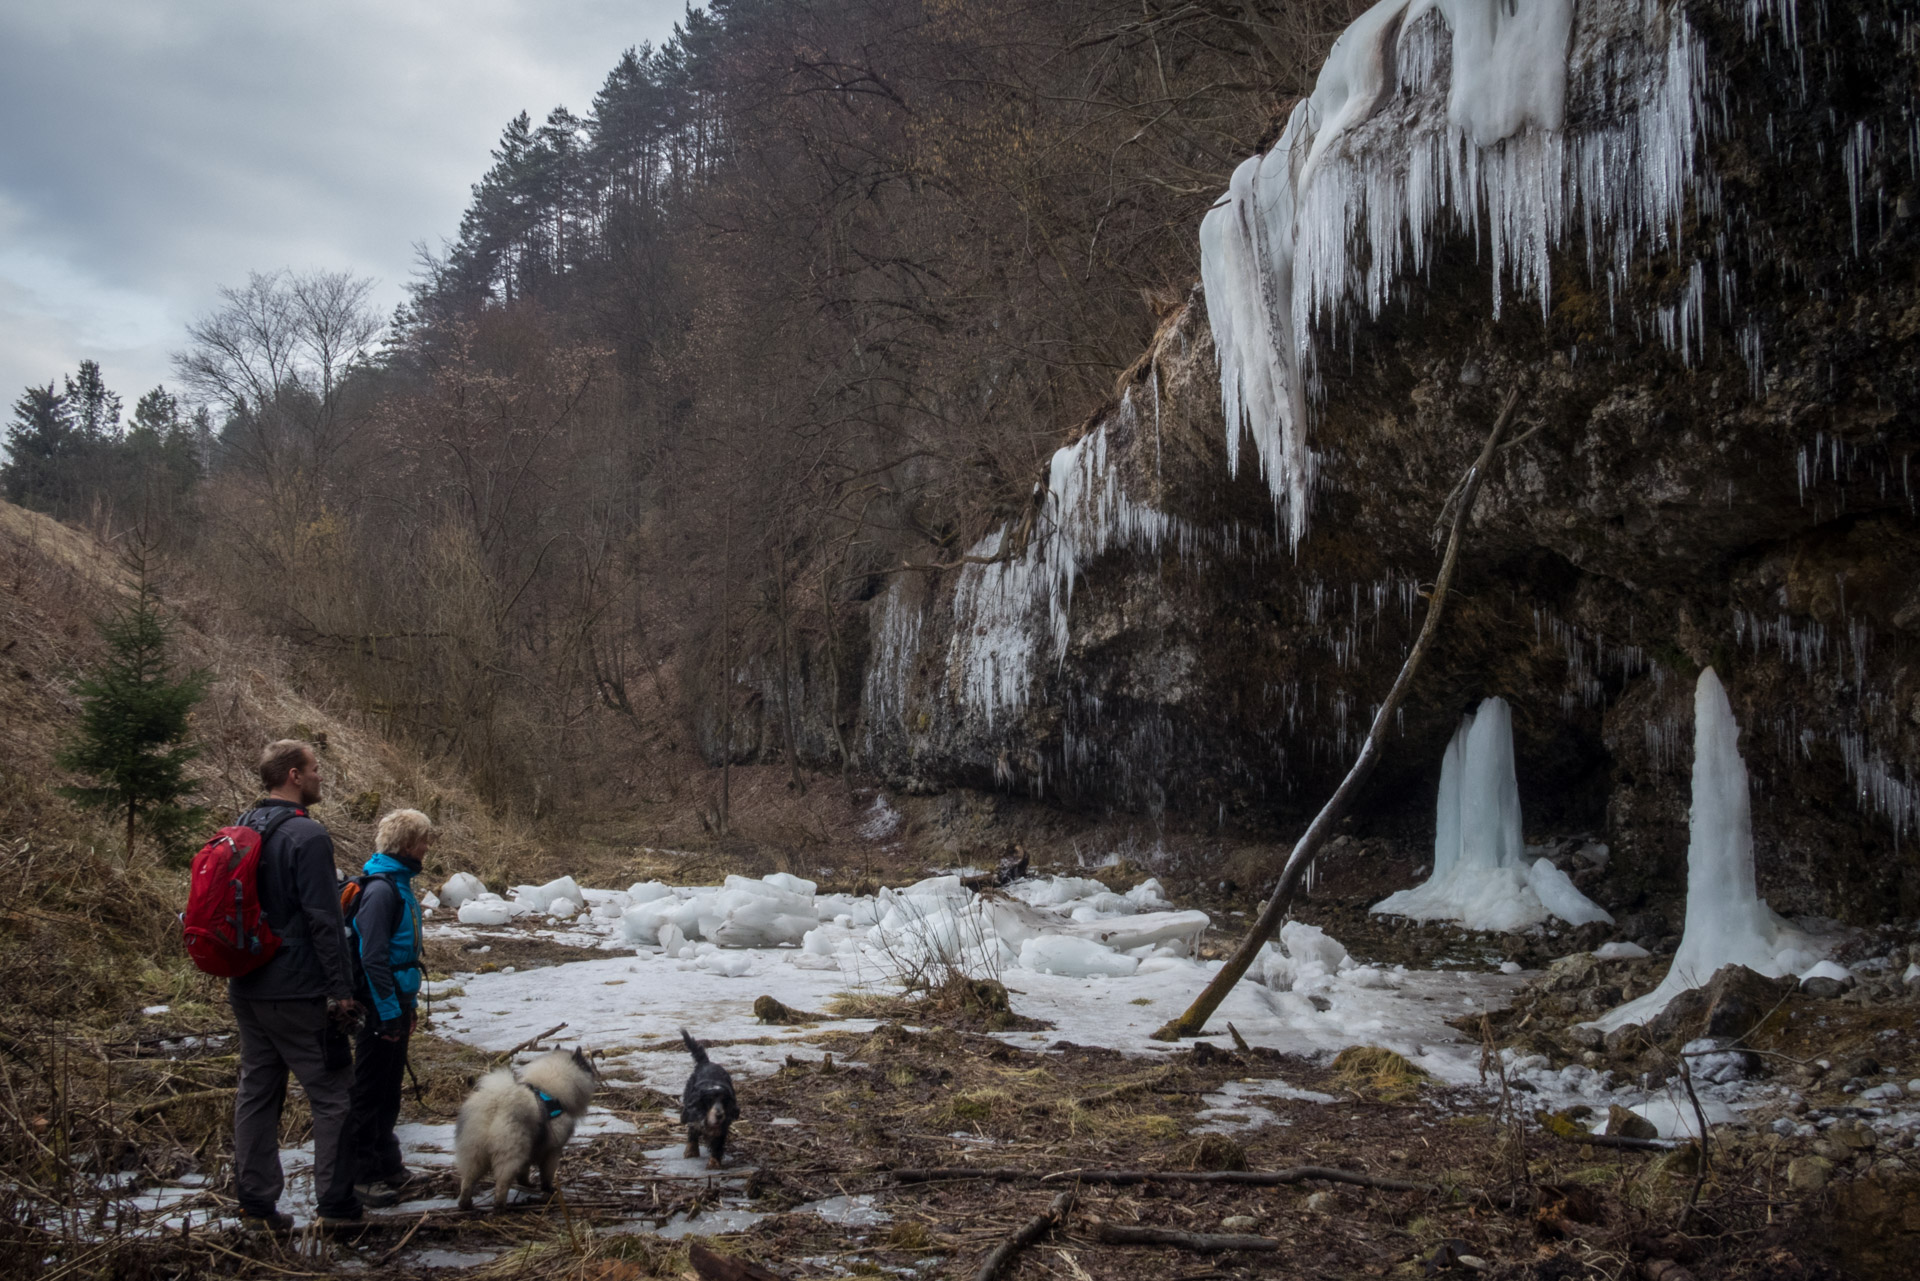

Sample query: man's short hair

[376,808,434,855]
[259,739,314,790]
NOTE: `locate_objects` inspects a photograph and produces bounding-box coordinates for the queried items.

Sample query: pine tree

[65,359,122,442]
[56,555,210,862]
[2,382,75,508]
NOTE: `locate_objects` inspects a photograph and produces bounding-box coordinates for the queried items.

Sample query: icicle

[1202,0,1706,544]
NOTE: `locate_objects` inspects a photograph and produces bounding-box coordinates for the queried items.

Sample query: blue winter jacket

[353,852,423,1025]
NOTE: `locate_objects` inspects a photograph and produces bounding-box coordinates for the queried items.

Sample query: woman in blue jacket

[346,808,432,1206]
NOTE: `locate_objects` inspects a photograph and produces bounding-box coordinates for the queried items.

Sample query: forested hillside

[5,0,1363,833]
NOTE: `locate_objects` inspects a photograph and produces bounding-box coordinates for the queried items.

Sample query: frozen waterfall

[1202,0,1702,545]
[1589,669,1825,1032]
[1373,697,1612,931]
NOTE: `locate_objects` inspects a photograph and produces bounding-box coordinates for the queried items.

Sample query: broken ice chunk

[1018,935,1139,978]
[439,872,487,909]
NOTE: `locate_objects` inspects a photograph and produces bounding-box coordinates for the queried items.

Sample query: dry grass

[1330,1044,1427,1101]
[825,975,1042,1034]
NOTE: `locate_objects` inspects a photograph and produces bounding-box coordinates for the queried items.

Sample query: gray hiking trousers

[231,997,359,1218]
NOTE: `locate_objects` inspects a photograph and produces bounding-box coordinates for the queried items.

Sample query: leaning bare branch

[1152,387,1525,1042]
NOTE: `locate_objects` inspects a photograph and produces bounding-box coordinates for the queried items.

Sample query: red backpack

[182,808,302,977]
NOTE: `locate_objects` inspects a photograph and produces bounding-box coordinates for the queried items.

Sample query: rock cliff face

[854,0,1920,924]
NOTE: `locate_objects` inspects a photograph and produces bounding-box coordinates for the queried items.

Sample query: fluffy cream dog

[454,1047,597,1211]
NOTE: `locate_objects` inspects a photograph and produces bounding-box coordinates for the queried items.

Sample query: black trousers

[347,1013,412,1184]
[231,997,359,1217]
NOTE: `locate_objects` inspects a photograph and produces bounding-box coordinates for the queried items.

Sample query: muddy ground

[16,834,1920,1280]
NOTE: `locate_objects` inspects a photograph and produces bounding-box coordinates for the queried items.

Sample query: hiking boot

[374,1165,424,1190]
[354,1181,400,1208]
[240,1208,294,1233]
[317,1204,365,1230]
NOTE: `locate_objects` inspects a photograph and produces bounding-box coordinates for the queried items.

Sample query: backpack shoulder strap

[257,806,303,843]
[236,806,303,847]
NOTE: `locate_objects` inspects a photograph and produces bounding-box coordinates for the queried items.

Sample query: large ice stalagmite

[1590,669,1824,1031]
[1373,697,1611,930]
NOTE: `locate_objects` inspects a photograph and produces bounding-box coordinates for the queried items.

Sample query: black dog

[679,1029,739,1168]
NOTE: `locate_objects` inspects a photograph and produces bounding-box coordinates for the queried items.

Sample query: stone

[1832,1120,1877,1150]
[1617,912,1668,946]
[1220,1215,1259,1231]
[1802,976,1851,1000]
[1646,984,1712,1043]
[1567,1024,1605,1051]
[1698,964,1793,1040]
[1303,1191,1335,1213]
[1607,1104,1658,1140]
[1604,1023,1648,1060]
[1787,1156,1833,1192]
[1543,952,1600,992]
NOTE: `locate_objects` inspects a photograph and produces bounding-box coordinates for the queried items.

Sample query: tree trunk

[773,551,806,794]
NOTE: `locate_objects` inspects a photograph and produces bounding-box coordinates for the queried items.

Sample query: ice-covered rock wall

[849,0,1920,924]
[1203,0,1701,545]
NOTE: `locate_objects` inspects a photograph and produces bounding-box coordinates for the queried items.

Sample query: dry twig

[975,1190,1075,1281]
[891,1165,1438,1194]
[1090,1221,1281,1252]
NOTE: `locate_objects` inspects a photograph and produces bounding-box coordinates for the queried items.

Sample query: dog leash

[404,1052,430,1109]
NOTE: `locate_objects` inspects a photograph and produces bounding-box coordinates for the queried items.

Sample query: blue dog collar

[527,1085,564,1120]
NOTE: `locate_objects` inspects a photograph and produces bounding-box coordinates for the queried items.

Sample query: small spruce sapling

[56,553,209,863]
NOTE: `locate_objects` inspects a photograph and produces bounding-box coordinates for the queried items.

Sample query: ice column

[1589,669,1824,1031]
[1373,697,1611,931]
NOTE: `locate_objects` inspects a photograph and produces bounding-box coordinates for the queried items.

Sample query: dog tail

[680,1028,708,1064]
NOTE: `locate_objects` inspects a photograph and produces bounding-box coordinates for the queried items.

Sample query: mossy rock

[347,790,381,823]
[754,994,821,1024]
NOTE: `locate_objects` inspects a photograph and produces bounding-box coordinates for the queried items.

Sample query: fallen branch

[126,1087,235,1120]
[690,1242,782,1281]
[1152,387,1523,1041]
[493,1023,568,1063]
[1074,1068,1176,1108]
[1091,1221,1280,1252]
[975,1190,1074,1281]
[373,1211,429,1268]
[891,1166,1437,1194]
[1538,1122,1676,1152]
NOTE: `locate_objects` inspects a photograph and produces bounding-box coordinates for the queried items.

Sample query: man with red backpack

[227,740,364,1230]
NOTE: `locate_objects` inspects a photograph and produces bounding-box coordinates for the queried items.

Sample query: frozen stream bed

[102,871,1920,1265]
[421,868,1838,1153]
[423,870,1532,1098]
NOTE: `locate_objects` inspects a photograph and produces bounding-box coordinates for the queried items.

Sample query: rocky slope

[851,0,1920,925]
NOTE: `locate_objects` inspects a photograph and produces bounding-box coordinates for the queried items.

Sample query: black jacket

[227,800,353,1003]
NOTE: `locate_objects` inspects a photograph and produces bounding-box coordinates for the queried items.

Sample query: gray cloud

[0,0,685,407]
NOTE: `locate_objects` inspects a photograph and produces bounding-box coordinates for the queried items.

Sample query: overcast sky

[0,0,686,413]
